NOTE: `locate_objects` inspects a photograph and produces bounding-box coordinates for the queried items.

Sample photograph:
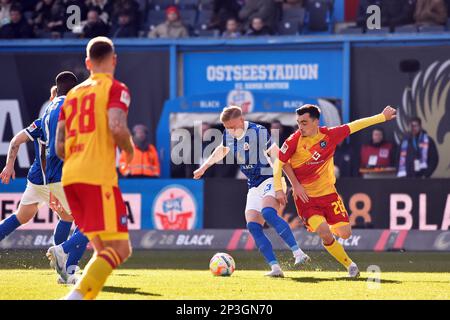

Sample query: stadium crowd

[0,0,449,39]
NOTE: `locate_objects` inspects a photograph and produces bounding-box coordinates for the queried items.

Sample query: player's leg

[63,184,131,300]
[261,194,309,266]
[246,210,283,277]
[0,203,38,241]
[330,224,359,277]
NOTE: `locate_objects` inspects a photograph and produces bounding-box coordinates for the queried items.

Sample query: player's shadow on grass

[103,286,162,297]
[289,277,401,284]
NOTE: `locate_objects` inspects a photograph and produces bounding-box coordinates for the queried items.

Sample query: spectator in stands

[0,0,13,27]
[334,140,357,178]
[397,117,439,178]
[32,0,66,36]
[111,0,140,30]
[270,120,291,146]
[82,8,109,38]
[239,0,278,30]
[360,127,395,169]
[222,17,242,38]
[246,16,274,36]
[119,124,161,178]
[381,0,416,32]
[414,0,448,26]
[0,5,34,38]
[86,0,113,25]
[148,6,188,39]
[110,11,137,38]
[209,0,242,32]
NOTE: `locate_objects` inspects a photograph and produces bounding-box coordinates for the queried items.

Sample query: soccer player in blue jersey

[41,72,90,284]
[0,86,73,249]
[194,106,310,277]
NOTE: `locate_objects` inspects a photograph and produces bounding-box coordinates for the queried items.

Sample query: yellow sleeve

[347,113,386,134]
[273,158,285,192]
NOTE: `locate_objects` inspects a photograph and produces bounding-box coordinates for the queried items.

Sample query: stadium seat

[180,9,197,28]
[178,0,199,10]
[366,27,390,34]
[149,0,175,10]
[282,7,305,21]
[198,0,214,11]
[303,0,333,34]
[418,25,446,33]
[196,28,220,37]
[146,9,167,27]
[278,19,300,36]
[63,31,79,39]
[394,25,418,33]
[195,9,212,30]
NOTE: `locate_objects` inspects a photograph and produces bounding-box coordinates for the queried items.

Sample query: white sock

[64,289,83,300]
[293,248,306,257]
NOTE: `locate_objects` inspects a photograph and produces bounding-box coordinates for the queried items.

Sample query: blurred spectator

[0,0,13,27]
[360,127,395,169]
[119,124,161,178]
[246,16,274,36]
[381,0,416,31]
[110,11,137,38]
[21,0,40,12]
[0,5,34,38]
[86,0,113,25]
[209,0,241,31]
[281,0,304,10]
[397,117,439,178]
[335,141,357,178]
[111,0,139,29]
[270,120,290,146]
[33,0,66,34]
[148,6,188,39]
[239,0,277,29]
[82,9,109,38]
[222,17,242,38]
[414,0,448,26]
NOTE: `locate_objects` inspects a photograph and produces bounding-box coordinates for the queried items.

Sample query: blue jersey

[222,121,273,188]
[41,96,65,184]
[23,119,46,185]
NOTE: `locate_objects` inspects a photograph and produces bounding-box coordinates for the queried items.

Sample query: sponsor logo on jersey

[312,151,321,161]
[152,185,197,230]
[120,90,131,107]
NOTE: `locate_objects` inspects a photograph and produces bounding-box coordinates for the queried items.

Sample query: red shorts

[64,183,129,240]
[294,192,349,232]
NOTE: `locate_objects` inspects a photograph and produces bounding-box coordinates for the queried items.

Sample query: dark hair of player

[86,37,115,62]
[55,71,78,96]
[296,104,321,120]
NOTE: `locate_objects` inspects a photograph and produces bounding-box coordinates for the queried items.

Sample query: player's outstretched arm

[108,108,134,164]
[193,145,230,179]
[347,106,397,134]
[0,131,30,184]
[55,120,66,160]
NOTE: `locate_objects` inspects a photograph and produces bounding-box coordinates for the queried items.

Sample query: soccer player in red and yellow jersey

[273,104,397,277]
[55,37,134,299]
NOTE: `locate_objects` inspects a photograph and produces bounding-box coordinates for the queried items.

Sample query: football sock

[323,238,353,269]
[71,247,121,300]
[63,228,89,274]
[0,214,21,242]
[247,222,278,266]
[53,220,72,245]
[262,207,300,252]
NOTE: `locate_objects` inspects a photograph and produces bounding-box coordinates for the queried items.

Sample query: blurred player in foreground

[274,105,397,277]
[55,36,134,300]
[194,106,310,278]
[0,77,76,260]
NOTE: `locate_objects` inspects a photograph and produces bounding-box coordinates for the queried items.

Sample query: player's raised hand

[0,165,15,184]
[382,106,397,121]
[292,183,309,203]
[275,190,287,207]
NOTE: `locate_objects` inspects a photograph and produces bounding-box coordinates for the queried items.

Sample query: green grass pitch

[0,250,449,300]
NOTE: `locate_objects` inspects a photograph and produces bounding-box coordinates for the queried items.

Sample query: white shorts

[245,177,276,213]
[20,180,49,207]
[48,182,71,214]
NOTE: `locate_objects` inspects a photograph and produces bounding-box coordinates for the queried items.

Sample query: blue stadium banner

[0,178,204,230]
[182,49,343,99]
